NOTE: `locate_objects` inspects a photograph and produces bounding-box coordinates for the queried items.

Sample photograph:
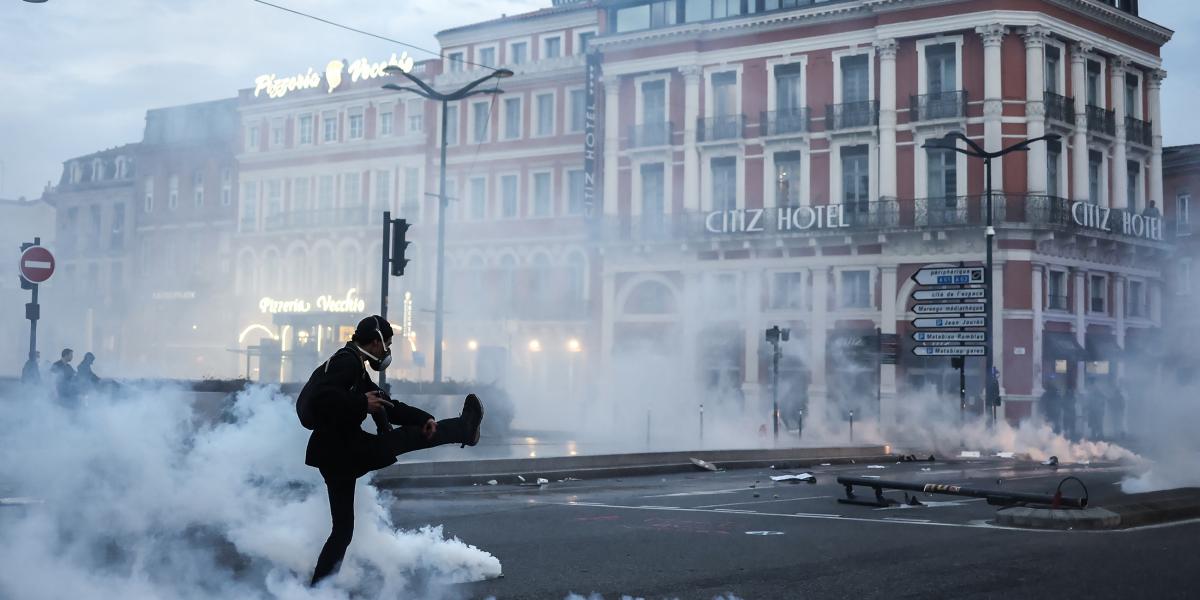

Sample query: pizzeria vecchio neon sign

[253,52,416,99]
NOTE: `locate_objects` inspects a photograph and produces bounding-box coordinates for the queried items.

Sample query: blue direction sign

[912,288,985,301]
[912,302,987,315]
[912,346,987,356]
[912,266,985,286]
[913,331,986,343]
[912,317,986,328]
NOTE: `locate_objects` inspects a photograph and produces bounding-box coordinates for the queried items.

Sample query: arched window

[261,249,281,293]
[529,253,552,313]
[623,280,676,315]
[287,246,309,294]
[499,254,518,314]
[339,245,359,291]
[565,252,587,303]
[236,250,257,296]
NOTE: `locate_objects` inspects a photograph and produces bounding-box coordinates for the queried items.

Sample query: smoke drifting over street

[0,384,500,600]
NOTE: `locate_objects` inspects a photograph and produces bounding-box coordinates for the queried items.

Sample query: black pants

[310,417,467,586]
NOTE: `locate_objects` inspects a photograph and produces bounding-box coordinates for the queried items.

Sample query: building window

[1127,280,1146,317]
[543,36,562,59]
[478,47,496,68]
[380,111,393,136]
[221,169,233,207]
[532,172,552,217]
[318,175,335,211]
[1086,60,1103,107]
[711,71,738,118]
[840,270,871,308]
[1048,270,1067,310]
[272,120,284,147]
[445,104,459,146]
[926,147,957,200]
[348,112,364,140]
[566,253,586,301]
[535,93,554,136]
[241,182,258,230]
[500,174,518,218]
[143,178,154,213]
[924,42,956,95]
[504,97,522,140]
[617,1,676,32]
[469,176,487,220]
[1127,160,1141,211]
[471,101,490,143]
[774,62,804,115]
[342,173,361,209]
[1089,274,1107,313]
[509,42,528,65]
[447,51,464,72]
[267,179,283,225]
[711,157,737,211]
[841,145,870,218]
[1178,193,1191,236]
[374,170,390,215]
[88,205,101,249]
[685,0,740,22]
[1125,73,1140,119]
[1088,150,1103,205]
[774,151,801,208]
[841,54,870,104]
[1179,259,1193,295]
[294,177,311,213]
[641,79,666,133]
[569,88,586,133]
[323,113,338,142]
[1047,140,1062,198]
[1045,45,1062,93]
[641,163,665,233]
[193,171,205,208]
[246,125,259,151]
[299,114,314,144]
[567,169,586,215]
[578,31,596,53]
[770,271,805,310]
[407,100,424,133]
[168,175,179,210]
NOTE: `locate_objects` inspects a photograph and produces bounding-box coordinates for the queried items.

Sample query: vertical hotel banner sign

[583,51,602,221]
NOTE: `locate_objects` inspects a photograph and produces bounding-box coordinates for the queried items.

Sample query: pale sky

[0,0,1196,202]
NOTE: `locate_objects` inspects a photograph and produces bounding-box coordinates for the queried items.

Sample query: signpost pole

[24,236,42,366]
[379,212,391,390]
[984,157,996,427]
[772,339,780,443]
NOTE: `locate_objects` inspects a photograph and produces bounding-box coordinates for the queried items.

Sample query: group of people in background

[1040,374,1126,441]
[20,347,104,404]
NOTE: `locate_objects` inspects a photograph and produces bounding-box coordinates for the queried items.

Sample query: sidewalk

[376,444,889,488]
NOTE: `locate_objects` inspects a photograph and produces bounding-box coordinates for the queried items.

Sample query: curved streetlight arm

[384,66,444,99]
[922,131,986,158]
[382,83,428,96]
[448,71,510,100]
[1000,133,1062,155]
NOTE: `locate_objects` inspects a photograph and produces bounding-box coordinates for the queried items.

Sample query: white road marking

[882,517,932,523]
[697,495,832,509]
[712,509,758,514]
[645,487,758,498]
[557,501,996,530]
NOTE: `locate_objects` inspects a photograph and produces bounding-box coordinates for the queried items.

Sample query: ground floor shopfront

[597,207,1168,430]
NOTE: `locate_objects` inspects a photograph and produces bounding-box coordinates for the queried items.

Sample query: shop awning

[1085,333,1123,362]
[1043,331,1085,362]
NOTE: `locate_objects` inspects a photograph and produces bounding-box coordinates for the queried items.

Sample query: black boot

[460,393,484,448]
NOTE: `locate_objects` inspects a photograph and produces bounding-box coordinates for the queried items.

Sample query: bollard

[849,410,855,443]
[699,403,704,444]
[797,409,803,440]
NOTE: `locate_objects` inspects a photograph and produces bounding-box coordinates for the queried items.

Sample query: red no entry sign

[19,245,55,284]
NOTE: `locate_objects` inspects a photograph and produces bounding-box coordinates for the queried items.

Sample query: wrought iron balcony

[1125,116,1152,146]
[1086,105,1116,136]
[760,108,810,136]
[910,91,968,122]
[825,100,878,130]
[1044,92,1075,124]
[697,115,746,142]
[628,121,674,148]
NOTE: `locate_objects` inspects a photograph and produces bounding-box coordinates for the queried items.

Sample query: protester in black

[298,315,483,587]
[49,348,75,401]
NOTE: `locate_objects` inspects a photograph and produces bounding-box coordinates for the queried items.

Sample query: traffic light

[19,241,34,290]
[950,356,964,370]
[765,326,790,343]
[389,218,410,276]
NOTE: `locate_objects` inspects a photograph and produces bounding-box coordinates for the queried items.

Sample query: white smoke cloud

[0,383,500,599]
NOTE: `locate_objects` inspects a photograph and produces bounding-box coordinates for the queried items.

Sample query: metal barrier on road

[836,475,1088,509]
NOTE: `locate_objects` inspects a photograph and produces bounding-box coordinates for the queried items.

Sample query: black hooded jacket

[298,343,434,477]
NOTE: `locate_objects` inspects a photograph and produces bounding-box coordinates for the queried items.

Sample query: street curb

[994,507,1121,530]
[374,445,889,488]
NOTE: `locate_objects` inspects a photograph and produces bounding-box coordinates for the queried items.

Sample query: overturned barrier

[836,475,1088,509]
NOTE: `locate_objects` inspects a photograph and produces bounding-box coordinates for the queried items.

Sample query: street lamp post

[383,65,512,383]
[922,131,1060,426]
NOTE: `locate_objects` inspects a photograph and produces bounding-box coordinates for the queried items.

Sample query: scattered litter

[862,475,882,479]
[769,465,776,469]
[867,465,886,469]
[773,494,780,499]
[486,480,498,486]
[920,467,932,472]
[1043,456,1059,466]
[690,457,720,472]
[770,473,816,484]
[753,493,760,498]
[850,459,856,464]
[820,463,832,467]
[897,454,922,462]
[561,477,582,482]
[960,451,981,458]
[517,475,526,482]
[536,478,549,485]
[995,451,1015,459]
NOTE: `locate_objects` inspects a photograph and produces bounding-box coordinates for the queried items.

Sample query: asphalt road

[383,458,1200,600]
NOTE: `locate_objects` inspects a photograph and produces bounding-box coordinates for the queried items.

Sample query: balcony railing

[1048,294,1069,311]
[1125,116,1152,146]
[1044,92,1075,124]
[910,91,968,122]
[697,115,746,142]
[628,121,674,148]
[263,206,369,231]
[760,109,810,136]
[825,100,878,130]
[1086,105,1116,136]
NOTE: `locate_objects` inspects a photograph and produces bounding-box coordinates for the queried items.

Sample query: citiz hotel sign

[706,205,852,234]
[1071,201,1164,241]
[254,53,416,99]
